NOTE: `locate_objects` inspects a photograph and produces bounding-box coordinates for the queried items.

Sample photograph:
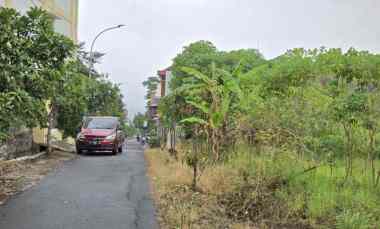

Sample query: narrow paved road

[0,139,158,229]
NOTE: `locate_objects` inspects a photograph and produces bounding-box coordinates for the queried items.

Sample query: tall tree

[0,7,74,145]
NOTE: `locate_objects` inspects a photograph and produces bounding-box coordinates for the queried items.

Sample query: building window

[54,18,70,37]
[55,0,70,17]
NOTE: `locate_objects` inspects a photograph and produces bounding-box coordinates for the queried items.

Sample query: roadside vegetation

[0,7,126,146]
[147,41,380,228]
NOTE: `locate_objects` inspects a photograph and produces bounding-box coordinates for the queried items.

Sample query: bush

[227,149,380,228]
[148,135,160,148]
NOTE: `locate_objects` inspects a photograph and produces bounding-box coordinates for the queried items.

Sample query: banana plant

[179,62,242,160]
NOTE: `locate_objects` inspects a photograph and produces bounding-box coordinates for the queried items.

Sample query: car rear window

[84,118,118,129]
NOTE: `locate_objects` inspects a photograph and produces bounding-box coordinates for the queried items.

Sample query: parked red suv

[76,116,125,155]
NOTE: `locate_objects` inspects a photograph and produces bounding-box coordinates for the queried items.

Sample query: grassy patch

[145,148,236,228]
[228,149,380,228]
[146,147,380,228]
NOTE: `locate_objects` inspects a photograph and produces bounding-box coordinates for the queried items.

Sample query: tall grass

[227,146,380,228]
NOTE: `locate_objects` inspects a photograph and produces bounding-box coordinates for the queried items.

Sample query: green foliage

[219,49,266,73]
[180,117,208,126]
[0,7,74,140]
[227,149,380,228]
[336,210,373,229]
[123,122,137,137]
[170,40,219,90]
[143,76,159,106]
[133,113,147,131]
[158,40,380,227]
[0,7,125,140]
[148,135,160,148]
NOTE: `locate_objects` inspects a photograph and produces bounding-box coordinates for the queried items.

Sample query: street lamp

[88,24,125,77]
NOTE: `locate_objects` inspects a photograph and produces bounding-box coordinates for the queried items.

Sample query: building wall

[165,71,172,96]
[1,0,78,42]
[158,69,173,97]
[0,129,34,160]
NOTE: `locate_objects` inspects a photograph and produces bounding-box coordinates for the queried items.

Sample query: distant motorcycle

[141,137,146,145]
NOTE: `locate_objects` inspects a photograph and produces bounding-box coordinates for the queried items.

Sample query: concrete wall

[0,129,34,160]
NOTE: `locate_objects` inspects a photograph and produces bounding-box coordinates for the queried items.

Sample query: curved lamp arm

[89,24,125,77]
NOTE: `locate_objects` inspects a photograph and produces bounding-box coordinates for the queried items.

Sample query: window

[55,0,70,17]
[54,18,71,37]
[84,118,118,130]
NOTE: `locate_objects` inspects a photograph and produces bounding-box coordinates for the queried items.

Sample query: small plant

[336,209,373,229]
[183,138,209,191]
[148,135,160,148]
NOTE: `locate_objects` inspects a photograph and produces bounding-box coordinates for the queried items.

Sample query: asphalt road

[0,139,158,229]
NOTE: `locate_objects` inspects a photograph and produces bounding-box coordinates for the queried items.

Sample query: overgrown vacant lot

[146,146,380,229]
[147,42,380,229]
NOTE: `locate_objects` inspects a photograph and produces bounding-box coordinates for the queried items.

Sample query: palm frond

[181,66,213,85]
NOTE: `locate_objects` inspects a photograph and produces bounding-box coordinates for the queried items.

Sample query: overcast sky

[78,0,380,119]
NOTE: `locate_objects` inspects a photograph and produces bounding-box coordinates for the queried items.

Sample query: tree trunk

[375,171,380,187]
[46,103,56,155]
[211,129,219,161]
[343,124,353,181]
[191,140,198,191]
[173,125,177,160]
[192,161,197,191]
[368,129,376,186]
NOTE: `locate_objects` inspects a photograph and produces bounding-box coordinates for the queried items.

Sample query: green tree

[133,113,147,132]
[55,57,126,139]
[142,76,159,107]
[170,40,219,90]
[0,7,74,145]
[0,7,126,148]
[179,63,242,160]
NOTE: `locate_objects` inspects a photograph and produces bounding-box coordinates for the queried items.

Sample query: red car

[76,116,125,155]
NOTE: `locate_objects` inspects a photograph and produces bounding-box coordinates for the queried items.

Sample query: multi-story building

[152,68,175,148]
[157,68,172,97]
[0,0,78,42]
[148,68,173,121]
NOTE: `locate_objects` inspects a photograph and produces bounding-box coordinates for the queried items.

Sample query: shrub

[148,135,160,148]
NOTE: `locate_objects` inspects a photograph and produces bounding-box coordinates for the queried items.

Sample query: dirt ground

[145,148,314,229]
[145,148,238,229]
[0,151,77,205]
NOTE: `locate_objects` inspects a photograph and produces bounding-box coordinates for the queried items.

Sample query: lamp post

[88,24,125,77]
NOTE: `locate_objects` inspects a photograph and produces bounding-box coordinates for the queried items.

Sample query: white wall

[165,71,172,95]
[11,0,33,14]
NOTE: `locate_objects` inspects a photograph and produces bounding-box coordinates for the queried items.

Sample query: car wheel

[112,148,118,155]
